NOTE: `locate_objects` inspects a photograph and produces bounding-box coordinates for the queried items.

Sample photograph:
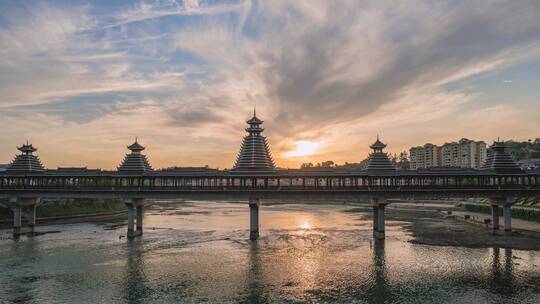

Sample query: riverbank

[0,198,127,229]
[345,207,540,251]
[0,210,127,229]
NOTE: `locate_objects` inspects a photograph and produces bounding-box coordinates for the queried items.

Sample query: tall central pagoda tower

[233,109,275,171]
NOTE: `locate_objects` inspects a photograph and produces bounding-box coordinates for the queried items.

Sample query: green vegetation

[464,202,540,223]
[505,139,540,160]
[466,197,540,208]
[36,198,125,218]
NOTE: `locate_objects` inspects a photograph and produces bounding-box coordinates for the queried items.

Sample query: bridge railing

[1,173,539,192]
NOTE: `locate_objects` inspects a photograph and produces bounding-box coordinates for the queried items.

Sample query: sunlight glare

[300,219,311,230]
[283,140,319,158]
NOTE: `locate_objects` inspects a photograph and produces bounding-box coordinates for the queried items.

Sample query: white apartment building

[410,138,486,169]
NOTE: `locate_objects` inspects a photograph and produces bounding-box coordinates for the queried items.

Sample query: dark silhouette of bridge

[1,112,539,239]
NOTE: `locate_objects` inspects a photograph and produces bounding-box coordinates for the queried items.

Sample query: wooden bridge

[1,168,539,240]
[1,115,539,240]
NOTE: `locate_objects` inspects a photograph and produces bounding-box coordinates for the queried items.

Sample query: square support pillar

[126,203,135,238]
[372,206,379,232]
[12,206,22,238]
[503,205,512,233]
[249,197,260,240]
[371,196,387,239]
[491,204,500,230]
[27,204,36,236]
[377,205,386,238]
[126,198,145,238]
[136,205,144,236]
[497,196,515,233]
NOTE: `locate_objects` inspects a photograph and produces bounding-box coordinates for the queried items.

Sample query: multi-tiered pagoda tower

[364,136,396,173]
[7,143,46,173]
[117,139,153,173]
[482,140,522,173]
[233,109,275,171]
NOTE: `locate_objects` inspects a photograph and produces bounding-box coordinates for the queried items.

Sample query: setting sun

[283,140,320,158]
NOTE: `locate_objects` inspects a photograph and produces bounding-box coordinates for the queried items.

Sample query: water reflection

[242,242,268,304]
[7,239,38,303]
[489,247,516,296]
[367,239,393,303]
[123,239,150,304]
[299,219,311,231]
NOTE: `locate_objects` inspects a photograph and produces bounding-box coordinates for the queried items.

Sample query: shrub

[464,203,540,223]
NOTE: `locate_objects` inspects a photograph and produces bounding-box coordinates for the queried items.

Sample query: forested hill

[505,139,540,160]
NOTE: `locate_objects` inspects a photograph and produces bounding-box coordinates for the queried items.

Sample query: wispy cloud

[1,0,540,169]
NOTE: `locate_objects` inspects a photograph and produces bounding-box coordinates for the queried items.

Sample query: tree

[320,160,335,168]
[300,163,314,169]
[397,151,410,169]
[505,138,540,160]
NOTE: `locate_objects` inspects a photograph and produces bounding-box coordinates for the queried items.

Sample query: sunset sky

[1,0,540,170]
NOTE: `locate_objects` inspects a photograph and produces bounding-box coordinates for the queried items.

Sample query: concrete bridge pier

[27,204,36,236]
[490,197,515,233]
[249,197,260,240]
[489,200,500,231]
[125,198,145,238]
[372,206,379,233]
[126,203,135,238]
[503,204,512,233]
[500,197,515,233]
[136,205,144,236]
[12,206,21,238]
[8,197,40,238]
[371,196,388,239]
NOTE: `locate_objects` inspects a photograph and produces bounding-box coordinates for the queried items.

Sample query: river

[1,201,539,303]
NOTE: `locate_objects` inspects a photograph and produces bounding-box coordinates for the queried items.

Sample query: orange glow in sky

[283,141,320,158]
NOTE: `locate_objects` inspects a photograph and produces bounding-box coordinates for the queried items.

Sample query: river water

[0,201,539,303]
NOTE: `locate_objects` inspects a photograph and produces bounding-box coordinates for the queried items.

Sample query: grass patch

[36,199,125,218]
[464,203,540,223]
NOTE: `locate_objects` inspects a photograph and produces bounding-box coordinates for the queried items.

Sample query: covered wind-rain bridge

[1,112,539,240]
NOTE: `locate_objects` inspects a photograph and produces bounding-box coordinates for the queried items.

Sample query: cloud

[171,1,540,136]
[105,0,248,29]
[1,0,540,169]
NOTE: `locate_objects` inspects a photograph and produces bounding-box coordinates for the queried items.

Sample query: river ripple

[1,202,539,303]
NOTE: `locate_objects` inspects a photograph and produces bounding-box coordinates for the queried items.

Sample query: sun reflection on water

[300,220,311,230]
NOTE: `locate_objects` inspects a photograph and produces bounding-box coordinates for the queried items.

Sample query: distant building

[518,158,540,170]
[410,143,440,169]
[410,138,486,170]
